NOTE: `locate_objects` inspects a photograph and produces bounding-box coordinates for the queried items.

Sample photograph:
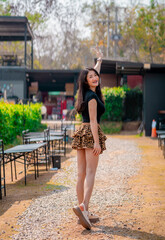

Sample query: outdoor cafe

[0,121,75,199]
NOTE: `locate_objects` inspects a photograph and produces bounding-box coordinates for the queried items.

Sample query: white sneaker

[73,203,91,230]
[77,211,99,224]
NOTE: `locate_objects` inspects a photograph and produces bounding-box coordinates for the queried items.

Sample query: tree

[81,0,113,58]
[0,0,97,69]
[120,1,165,63]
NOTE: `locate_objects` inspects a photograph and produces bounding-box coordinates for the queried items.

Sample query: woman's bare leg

[76,149,86,204]
[83,148,99,211]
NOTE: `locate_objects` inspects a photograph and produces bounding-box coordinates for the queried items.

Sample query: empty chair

[22,129,50,169]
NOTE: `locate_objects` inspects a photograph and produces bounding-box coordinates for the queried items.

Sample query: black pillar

[24,24,27,67]
[31,39,33,69]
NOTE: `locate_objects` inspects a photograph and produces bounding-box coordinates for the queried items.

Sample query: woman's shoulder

[84,89,98,102]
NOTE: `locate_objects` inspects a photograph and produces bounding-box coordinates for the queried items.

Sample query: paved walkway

[1,135,165,240]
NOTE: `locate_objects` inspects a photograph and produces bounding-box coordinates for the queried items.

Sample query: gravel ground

[12,137,142,240]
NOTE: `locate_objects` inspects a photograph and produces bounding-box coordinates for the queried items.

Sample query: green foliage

[122,86,143,121]
[0,0,12,15]
[120,3,165,62]
[0,102,42,144]
[74,86,142,123]
[4,135,22,150]
[75,113,82,121]
[101,87,126,121]
[25,11,45,31]
[101,86,142,122]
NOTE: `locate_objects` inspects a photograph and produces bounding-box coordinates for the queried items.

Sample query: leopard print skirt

[71,124,107,154]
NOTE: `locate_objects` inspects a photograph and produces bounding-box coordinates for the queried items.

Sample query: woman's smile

[87,70,99,88]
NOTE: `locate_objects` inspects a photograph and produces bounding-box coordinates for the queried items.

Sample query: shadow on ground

[0,146,73,217]
[81,224,165,240]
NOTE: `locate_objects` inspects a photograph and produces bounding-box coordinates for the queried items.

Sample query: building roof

[0,16,34,41]
[99,59,165,75]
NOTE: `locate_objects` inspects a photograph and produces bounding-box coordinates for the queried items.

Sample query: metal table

[25,136,63,142]
[24,135,66,156]
[4,142,47,185]
[49,130,65,136]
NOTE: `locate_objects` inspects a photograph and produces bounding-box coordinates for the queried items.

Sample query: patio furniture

[48,127,67,156]
[1,54,17,66]
[23,128,66,158]
[0,140,6,199]
[156,130,165,148]
[61,120,75,144]
[158,110,165,130]
[22,129,50,166]
[159,134,165,158]
[4,142,47,185]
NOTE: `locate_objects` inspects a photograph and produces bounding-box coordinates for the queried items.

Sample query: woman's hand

[93,142,101,156]
[92,46,103,59]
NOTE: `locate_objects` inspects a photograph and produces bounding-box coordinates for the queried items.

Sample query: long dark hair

[75,68,104,113]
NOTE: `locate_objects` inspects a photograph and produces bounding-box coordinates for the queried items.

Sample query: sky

[42,0,165,42]
[8,0,165,39]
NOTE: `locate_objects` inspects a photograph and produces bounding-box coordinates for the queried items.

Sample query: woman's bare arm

[93,46,103,74]
[94,60,102,74]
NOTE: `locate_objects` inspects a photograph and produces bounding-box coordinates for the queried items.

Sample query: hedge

[74,86,143,123]
[122,86,143,121]
[0,102,42,144]
[102,87,126,121]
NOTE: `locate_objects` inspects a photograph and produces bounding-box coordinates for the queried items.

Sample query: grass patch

[44,184,59,191]
[136,132,144,137]
[44,183,68,191]
[100,121,122,134]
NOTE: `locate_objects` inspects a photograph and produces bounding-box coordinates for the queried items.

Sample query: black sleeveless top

[82,89,105,123]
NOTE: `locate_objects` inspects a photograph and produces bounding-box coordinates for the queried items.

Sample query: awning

[0,16,34,41]
[99,59,165,75]
[27,69,80,92]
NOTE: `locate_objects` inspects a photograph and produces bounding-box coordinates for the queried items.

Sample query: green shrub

[102,87,125,121]
[122,86,143,121]
[0,102,42,144]
[74,86,142,124]
[75,113,82,121]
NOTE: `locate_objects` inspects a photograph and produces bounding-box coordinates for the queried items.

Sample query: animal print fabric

[71,124,107,154]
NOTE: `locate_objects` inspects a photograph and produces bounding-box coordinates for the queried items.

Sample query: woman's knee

[86,168,96,178]
[77,171,86,181]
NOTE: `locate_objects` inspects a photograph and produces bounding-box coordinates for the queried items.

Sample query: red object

[63,100,67,109]
[151,119,157,138]
[45,104,54,115]
[127,75,143,89]
[61,99,67,115]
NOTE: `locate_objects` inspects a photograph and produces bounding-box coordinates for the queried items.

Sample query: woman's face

[86,70,99,89]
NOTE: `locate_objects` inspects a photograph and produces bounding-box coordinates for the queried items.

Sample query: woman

[72,47,107,230]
